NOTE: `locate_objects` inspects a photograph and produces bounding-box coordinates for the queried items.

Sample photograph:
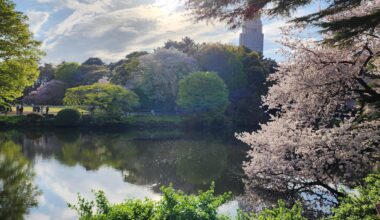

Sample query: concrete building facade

[239,15,264,53]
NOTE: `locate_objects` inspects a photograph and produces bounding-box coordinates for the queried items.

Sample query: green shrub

[0,116,26,126]
[55,108,81,126]
[237,201,306,220]
[329,171,380,220]
[69,183,231,220]
[26,113,44,122]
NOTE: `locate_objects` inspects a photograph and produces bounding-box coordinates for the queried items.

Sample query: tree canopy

[136,48,199,111]
[64,83,139,117]
[0,0,43,107]
[177,71,229,114]
[195,43,247,90]
[54,62,80,87]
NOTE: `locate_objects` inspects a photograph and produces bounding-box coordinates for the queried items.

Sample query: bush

[55,108,81,126]
[328,171,380,220]
[237,201,306,220]
[69,183,231,220]
[26,113,44,122]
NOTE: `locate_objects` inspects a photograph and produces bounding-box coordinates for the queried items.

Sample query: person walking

[19,105,24,115]
[45,105,49,115]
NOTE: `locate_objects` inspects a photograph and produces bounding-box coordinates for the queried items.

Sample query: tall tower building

[239,15,264,53]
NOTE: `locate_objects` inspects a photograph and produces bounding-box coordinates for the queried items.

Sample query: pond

[0,129,248,220]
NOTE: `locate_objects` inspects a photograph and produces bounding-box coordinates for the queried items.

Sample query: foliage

[64,83,139,117]
[78,64,110,86]
[329,171,380,220]
[164,37,200,56]
[228,51,276,129]
[0,140,40,219]
[55,62,81,87]
[55,108,81,126]
[236,3,380,216]
[137,48,199,111]
[82,58,105,66]
[125,51,148,60]
[110,57,142,87]
[23,80,67,105]
[0,115,26,126]
[184,0,380,44]
[0,0,43,108]
[177,71,229,114]
[23,63,56,96]
[195,43,247,90]
[69,184,232,220]
[26,113,44,122]
[238,200,306,220]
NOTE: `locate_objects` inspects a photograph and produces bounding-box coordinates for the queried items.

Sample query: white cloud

[39,0,239,63]
[26,10,50,36]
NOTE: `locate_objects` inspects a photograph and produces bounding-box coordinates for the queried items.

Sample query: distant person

[16,105,20,115]
[45,105,49,115]
[19,105,24,115]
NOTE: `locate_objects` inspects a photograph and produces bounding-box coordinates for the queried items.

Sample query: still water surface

[0,129,247,220]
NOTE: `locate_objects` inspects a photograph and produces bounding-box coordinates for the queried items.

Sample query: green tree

[177,71,229,125]
[110,57,142,87]
[164,37,200,56]
[64,83,139,117]
[196,43,247,90]
[229,51,276,129]
[137,48,199,111]
[0,0,43,107]
[55,62,80,87]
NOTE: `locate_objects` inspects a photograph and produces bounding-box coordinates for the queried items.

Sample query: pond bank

[0,114,185,129]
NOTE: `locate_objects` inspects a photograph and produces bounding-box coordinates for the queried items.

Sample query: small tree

[64,83,139,117]
[177,72,229,124]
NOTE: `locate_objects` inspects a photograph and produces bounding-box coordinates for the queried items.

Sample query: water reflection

[0,129,246,219]
[0,140,40,220]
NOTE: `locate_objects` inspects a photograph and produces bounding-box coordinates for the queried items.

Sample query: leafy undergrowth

[69,172,380,220]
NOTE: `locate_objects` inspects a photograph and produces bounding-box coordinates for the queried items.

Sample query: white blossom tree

[237,1,380,216]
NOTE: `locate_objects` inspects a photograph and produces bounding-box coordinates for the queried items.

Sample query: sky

[13,0,322,64]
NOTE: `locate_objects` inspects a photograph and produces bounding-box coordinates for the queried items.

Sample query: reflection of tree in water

[0,129,246,196]
[175,140,227,185]
[0,140,40,220]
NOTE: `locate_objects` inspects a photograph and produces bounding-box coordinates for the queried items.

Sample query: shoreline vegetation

[0,112,186,129]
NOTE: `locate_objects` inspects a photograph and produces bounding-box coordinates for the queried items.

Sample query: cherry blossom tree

[236,1,380,217]
[23,80,67,105]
